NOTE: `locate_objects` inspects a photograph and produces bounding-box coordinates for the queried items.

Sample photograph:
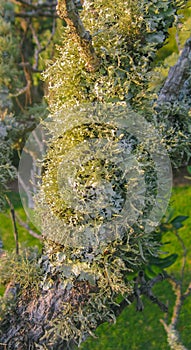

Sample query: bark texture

[158,36,191,103]
[0,265,166,349]
[0,280,92,349]
[57,0,100,72]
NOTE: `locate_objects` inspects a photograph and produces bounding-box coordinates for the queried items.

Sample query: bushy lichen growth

[30,0,190,345]
[31,101,171,345]
[2,0,190,347]
[43,0,191,164]
[154,101,191,167]
[0,247,41,295]
[38,235,157,346]
[35,103,170,251]
[44,0,182,111]
[0,247,42,342]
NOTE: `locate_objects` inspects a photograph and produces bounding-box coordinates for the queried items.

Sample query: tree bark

[0,272,131,349]
[57,0,100,72]
[0,267,166,349]
[0,281,79,349]
[158,36,191,103]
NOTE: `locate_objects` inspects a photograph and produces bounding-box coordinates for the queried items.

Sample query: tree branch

[5,196,19,255]
[30,18,56,71]
[169,279,182,328]
[183,282,191,300]
[15,214,43,241]
[158,36,191,103]
[159,231,191,350]
[57,0,100,72]
[15,11,58,18]
[0,269,167,348]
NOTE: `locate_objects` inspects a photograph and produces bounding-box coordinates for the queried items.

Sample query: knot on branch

[134,271,168,312]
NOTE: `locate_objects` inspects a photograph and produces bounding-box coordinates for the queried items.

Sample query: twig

[10,85,30,98]
[15,11,58,18]
[159,230,191,350]
[133,271,168,312]
[98,271,168,325]
[169,278,182,328]
[15,96,26,113]
[111,294,134,318]
[5,196,19,255]
[182,282,191,300]
[30,18,56,71]
[15,214,43,241]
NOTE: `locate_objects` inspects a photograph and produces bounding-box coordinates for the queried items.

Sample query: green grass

[0,186,190,349]
[0,192,42,295]
[0,192,42,251]
[162,186,191,277]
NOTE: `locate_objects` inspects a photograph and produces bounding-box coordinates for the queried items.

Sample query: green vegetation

[0,192,42,296]
[0,192,41,251]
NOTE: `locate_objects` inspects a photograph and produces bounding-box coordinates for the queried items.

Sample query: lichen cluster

[31,0,189,344]
[1,0,190,347]
[32,102,170,345]
[35,103,170,251]
[44,0,181,111]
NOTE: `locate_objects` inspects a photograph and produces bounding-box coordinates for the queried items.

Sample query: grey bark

[158,36,191,103]
[0,268,167,349]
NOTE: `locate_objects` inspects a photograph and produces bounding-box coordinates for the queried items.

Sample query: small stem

[15,214,42,241]
[5,196,19,255]
[183,282,191,300]
[160,321,188,350]
[170,279,182,328]
[159,220,191,350]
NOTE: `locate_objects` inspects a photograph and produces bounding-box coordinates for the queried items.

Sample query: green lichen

[8,0,190,346]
